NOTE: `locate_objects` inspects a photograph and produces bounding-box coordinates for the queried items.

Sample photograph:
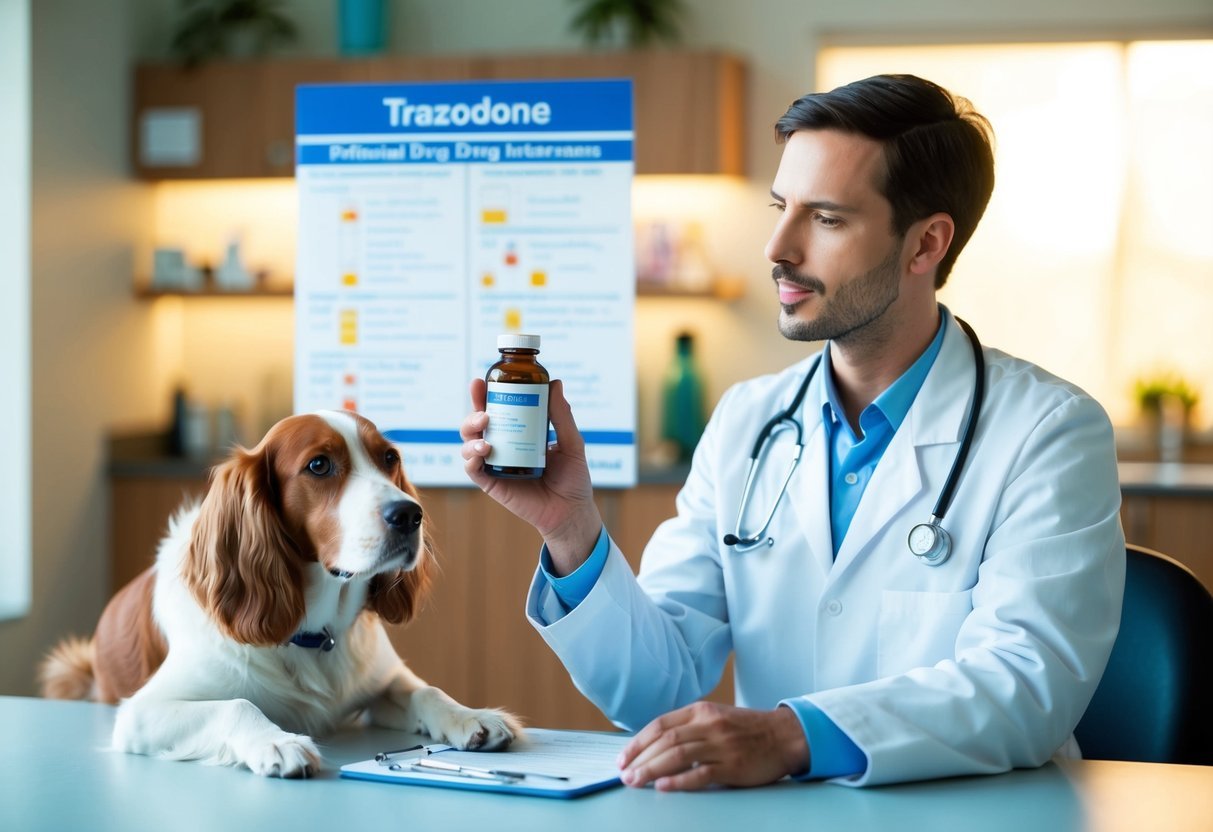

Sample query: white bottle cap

[497,333,541,350]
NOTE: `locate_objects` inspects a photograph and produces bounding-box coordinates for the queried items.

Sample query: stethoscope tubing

[929,316,984,520]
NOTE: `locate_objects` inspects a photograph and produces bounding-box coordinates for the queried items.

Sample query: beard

[775,243,903,344]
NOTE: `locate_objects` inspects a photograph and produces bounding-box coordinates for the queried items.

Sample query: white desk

[2,696,1210,831]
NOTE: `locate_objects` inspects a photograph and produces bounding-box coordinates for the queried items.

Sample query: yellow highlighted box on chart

[339,309,358,345]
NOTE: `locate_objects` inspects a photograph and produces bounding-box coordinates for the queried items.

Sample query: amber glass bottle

[483,334,550,479]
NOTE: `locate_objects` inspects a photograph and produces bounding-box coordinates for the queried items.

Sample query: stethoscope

[722,317,986,567]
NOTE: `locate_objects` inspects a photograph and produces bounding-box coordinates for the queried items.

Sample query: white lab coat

[525,311,1125,786]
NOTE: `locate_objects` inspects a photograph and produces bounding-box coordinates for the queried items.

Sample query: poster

[295,79,636,486]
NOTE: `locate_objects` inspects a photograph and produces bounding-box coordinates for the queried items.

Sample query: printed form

[340,728,631,797]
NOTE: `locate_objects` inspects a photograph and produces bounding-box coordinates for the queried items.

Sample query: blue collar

[288,627,336,651]
[821,309,948,440]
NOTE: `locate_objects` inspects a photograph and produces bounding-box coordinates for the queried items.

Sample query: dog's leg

[368,664,522,751]
[113,697,321,777]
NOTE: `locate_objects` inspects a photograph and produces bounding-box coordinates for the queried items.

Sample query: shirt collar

[820,308,948,437]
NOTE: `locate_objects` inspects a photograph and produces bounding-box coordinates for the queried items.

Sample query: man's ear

[906,213,955,277]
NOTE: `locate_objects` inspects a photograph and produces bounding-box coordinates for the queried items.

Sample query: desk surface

[2,696,1210,832]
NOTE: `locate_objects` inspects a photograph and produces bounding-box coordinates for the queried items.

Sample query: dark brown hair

[776,74,995,287]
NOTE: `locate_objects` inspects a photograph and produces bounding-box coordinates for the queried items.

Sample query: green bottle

[662,332,706,462]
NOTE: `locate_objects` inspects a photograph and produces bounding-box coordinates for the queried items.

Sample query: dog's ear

[184,447,304,645]
[369,464,433,624]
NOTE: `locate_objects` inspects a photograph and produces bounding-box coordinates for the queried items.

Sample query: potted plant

[1133,372,1200,461]
[171,0,298,67]
[567,0,688,49]
[1134,373,1199,417]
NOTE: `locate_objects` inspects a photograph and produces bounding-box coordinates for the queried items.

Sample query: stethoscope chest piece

[907,521,951,567]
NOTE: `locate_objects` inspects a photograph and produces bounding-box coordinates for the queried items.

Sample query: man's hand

[616,702,810,791]
[460,378,602,573]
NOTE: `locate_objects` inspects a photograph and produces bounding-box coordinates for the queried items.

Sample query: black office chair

[1074,544,1213,765]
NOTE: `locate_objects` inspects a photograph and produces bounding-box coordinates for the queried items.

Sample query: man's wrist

[775,705,811,777]
[543,507,604,576]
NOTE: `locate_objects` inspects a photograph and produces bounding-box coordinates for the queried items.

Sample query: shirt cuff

[780,698,867,781]
[539,525,609,610]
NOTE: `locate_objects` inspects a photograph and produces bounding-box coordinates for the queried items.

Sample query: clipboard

[340,728,630,799]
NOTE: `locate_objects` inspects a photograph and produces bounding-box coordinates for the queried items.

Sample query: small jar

[483,334,550,479]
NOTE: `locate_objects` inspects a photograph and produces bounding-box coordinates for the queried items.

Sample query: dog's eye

[307,456,333,476]
[385,448,400,467]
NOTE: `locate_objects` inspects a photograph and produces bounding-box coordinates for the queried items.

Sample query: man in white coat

[460,74,1124,788]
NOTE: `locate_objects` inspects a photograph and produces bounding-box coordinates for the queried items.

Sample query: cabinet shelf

[135,285,293,299]
[636,276,745,301]
[137,279,743,301]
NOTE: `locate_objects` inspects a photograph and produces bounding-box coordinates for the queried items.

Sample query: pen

[402,758,518,781]
[408,757,570,782]
[374,743,451,763]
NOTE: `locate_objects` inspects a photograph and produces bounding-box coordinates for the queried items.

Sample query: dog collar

[288,626,336,651]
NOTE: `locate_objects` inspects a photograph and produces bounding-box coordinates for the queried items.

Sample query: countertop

[1116,461,1213,497]
[108,432,1213,497]
[6,696,1212,832]
[106,431,695,486]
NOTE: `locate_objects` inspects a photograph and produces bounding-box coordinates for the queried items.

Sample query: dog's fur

[40,410,520,777]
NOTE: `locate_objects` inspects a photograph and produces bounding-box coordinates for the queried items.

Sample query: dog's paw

[439,708,523,752]
[244,733,322,778]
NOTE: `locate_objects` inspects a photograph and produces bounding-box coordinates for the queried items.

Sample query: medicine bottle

[483,334,550,479]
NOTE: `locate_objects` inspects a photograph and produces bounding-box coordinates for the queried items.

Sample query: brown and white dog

[40,410,520,777]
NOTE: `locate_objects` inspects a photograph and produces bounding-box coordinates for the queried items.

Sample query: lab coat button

[826,599,842,616]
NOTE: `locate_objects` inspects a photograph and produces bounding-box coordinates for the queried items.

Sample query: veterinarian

[460,74,1124,789]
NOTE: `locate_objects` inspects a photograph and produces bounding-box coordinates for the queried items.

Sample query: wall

[0,0,161,695]
[126,0,1213,437]
[2,0,1209,696]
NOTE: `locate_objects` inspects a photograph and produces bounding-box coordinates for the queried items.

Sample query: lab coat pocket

[877,589,973,678]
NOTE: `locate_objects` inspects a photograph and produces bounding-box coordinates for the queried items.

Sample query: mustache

[771,264,825,294]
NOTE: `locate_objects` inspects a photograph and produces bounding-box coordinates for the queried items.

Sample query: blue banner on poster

[297,79,633,136]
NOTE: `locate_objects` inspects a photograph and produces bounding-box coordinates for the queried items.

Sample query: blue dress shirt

[822,315,947,555]
[541,312,947,781]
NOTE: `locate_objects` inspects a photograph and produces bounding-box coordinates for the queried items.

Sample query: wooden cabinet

[1121,493,1213,593]
[110,474,733,730]
[477,51,746,175]
[132,51,746,179]
[111,475,208,583]
[115,466,1213,728]
[133,58,374,178]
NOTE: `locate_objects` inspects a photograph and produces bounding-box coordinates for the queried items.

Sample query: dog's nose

[382,500,423,532]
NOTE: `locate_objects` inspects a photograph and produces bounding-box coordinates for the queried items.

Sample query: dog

[40,410,520,777]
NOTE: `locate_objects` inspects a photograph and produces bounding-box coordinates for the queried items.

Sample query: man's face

[764,129,906,344]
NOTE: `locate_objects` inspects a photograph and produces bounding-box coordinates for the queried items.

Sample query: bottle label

[484,382,550,469]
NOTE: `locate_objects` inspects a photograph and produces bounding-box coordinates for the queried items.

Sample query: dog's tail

[38,636,98,701]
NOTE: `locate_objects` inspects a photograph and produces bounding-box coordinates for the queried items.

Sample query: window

[819,39,1213,430]
[0,0,31,620]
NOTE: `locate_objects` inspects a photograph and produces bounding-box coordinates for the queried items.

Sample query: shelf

[136,286,293,299]
[637,276,746,301]
[136,279,744,301]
